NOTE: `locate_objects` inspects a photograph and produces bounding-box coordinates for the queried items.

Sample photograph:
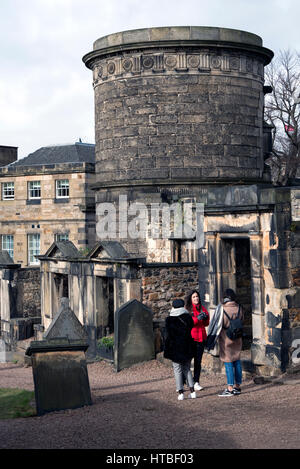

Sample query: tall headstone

[26,298,92,415]
[114,299,155,371]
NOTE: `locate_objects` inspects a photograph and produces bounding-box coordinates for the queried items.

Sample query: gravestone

[26,298,92,415]
[0,338,12,362]
[114,299,155,372]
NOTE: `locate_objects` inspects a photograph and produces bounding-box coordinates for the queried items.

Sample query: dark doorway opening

[53,273,69,299]
[220,237,252,350]
[53,273,69,314]
[95,276,114,339]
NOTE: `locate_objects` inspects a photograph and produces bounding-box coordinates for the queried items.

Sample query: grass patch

[97,336,114,348]
[0,388,36,419]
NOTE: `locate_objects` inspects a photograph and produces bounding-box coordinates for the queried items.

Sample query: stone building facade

[0,142,96,354]
[0,142,96,266]
[80,26,300,372]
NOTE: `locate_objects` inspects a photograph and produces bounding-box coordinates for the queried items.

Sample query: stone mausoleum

[2,27,300,374]
[81,26,300,372]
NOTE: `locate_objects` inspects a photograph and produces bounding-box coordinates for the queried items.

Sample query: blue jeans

[224,360,242,386]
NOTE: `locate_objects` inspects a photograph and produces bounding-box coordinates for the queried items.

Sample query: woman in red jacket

[185,290,209,391]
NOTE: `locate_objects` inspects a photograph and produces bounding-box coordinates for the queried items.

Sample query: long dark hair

[222,288,237,303]
[185,289,201,312]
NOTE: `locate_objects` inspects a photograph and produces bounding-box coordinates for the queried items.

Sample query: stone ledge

[83,27,273,69]
[93,27,263,50]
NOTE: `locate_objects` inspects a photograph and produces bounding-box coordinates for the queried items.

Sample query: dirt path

[0,359,299,449]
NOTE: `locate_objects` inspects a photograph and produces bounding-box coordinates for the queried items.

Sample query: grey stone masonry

[83,26,273,188]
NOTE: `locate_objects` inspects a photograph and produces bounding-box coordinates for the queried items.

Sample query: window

[2,182,14,200]
[28,234,40,265]
[56,179,69,198]
[171,239,183,263]
[171,239,197,263]
[55,233,69,242]
[28,181,41,199]
[2,235,14,260]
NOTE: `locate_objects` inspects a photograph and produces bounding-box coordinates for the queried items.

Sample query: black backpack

[223,305,243,340]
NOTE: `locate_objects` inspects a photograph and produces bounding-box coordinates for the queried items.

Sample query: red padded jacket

[191,304,210,343]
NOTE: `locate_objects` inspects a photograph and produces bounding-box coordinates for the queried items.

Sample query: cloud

[1,0,300,159]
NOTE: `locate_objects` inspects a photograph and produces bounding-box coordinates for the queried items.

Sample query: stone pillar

[0,258,21,359]
[250,236,266,365]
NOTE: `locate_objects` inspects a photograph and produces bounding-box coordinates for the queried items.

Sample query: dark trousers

[193,341,205,383]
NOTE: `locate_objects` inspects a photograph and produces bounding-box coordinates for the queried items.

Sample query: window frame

[2,234,14,260]
[2,182,15,200]
[55,179,69,199]
[28,233,40,265]
[28,180,41,200]
[55,233,69,242]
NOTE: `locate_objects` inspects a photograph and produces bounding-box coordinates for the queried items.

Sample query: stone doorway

[95,276,114,339]
[218,236,253,350]
[53,273,69,314]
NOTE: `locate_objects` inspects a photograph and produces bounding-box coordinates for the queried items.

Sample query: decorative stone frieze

[92,50,265,87]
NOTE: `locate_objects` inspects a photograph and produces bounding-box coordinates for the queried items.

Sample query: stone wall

[0,266,41,321]
[284,219,300,370]
[16,268,41,318]
[139,262,198,318]
[0,266,41,347]
[249,187,300,371]
[93,71,265,186]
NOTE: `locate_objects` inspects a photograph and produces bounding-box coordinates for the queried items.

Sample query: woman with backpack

[217,288,244,397]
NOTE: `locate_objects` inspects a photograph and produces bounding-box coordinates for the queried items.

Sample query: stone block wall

[93,66,265,186]
[259,187,300,371]
[0,266,41,349]
[285,222,300,370]
[139,262,198,319]
[16,268,41,318]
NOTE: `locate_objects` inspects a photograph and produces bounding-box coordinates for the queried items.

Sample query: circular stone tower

[83,26,274,258]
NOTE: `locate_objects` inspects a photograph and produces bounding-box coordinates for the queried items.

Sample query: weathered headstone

[0,338,12,362]
[26,298,92,415]
[114,299,155,372]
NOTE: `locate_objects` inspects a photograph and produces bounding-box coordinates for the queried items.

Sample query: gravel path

[0,359,299,449]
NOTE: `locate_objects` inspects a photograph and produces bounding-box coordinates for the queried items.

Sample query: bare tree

[264,50,300,185]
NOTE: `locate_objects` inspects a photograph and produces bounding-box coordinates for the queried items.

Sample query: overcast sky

[1,0,300,160]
